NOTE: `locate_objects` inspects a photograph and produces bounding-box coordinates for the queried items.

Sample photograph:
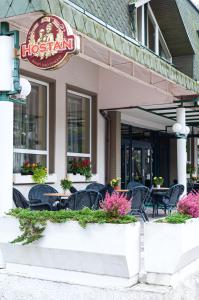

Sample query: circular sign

[21,15,80,70]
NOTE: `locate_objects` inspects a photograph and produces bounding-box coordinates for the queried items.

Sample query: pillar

[0,101,13,215]
[107,111,121,183]
[176,107,187,194]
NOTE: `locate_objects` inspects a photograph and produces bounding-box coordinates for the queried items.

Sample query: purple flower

[100,192,131,217]
[177,191,199,218]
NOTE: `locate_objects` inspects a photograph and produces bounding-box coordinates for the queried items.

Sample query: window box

[144,219,199,286]
[0,216,140,286]
[13,173,57,185]
[67,173,99,183]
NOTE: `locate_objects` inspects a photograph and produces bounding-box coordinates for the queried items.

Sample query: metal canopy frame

[139,100,199,126]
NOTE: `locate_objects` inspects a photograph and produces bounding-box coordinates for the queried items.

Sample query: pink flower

[100,192,131,217]
[177,191,199,218]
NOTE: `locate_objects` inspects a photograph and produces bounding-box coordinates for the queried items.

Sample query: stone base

[0,264,199,300]
[146,257,199,287]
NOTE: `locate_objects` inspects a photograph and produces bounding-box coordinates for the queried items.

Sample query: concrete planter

[0,216,140,285]
[144,218,199,286]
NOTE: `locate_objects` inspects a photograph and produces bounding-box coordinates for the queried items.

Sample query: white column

[176,107,187,194]
[0,101,13,215]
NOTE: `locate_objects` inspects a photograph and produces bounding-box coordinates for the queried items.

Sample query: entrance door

[121,141,153,188]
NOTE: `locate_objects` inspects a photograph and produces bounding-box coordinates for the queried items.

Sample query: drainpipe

[100,109,111,184]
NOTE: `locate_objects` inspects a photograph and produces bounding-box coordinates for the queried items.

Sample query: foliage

[21,161,41,175]
[177,191,199,218]
[60,178,72,192]
[110,177,121,187]
[32,166,47,184]
[191,175,198,182]
[153,176,164,186]
[8,208,137,245]
[100,192,131,217]
[187,163,196,175]
[70,159,92,180]
[156,213,191,224]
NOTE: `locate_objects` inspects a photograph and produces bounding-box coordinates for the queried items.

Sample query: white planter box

[0,217,140,285]
[67,173,99,183]
[13,173,57,185]
[144,218,199,286]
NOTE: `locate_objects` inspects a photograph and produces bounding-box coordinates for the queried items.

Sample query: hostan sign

[21,15,80,70]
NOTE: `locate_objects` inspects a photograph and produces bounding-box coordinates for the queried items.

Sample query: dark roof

[176,0,199,80]
[68,0,133,37]
[150,0,194,57]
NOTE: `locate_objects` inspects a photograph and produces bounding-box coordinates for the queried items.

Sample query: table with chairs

[12,180,185,223]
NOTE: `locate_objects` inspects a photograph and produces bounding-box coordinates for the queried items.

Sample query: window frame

[66,89,92,162]
[13,76,49,173]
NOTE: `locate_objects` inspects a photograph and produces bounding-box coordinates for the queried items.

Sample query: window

[136,3,172,62]
[13,77,49,173]
[67,90,91,172]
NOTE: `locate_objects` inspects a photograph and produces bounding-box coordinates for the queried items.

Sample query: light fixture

[19,78,31,99]
[172,123,182,133]
[185,126,190,135]
[172,123,190,139]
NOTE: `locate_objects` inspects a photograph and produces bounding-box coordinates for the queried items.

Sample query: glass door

[121,141,153,188]
[132,148,142,183]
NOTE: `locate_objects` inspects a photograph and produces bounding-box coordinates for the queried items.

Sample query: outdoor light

[172,122,190,138]
[19,78,31,99]
[185,126,190,135]
[172,123,182,133]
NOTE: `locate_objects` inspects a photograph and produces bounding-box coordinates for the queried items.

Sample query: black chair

[70,186,78,194]
[98,184,114,199]
[156,184,184,215]
[13,188,29,208]
[127,181,144,190]
[86,183,105,192]
[28,184,60,211]
[67,190,102,210]
[127,186,150,221]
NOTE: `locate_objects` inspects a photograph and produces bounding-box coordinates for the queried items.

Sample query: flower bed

[0,209,140,284]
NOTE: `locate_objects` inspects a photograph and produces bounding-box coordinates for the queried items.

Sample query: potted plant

[153,176,164,188]
[60,178,72,193]
[187,163,196,178]
[32,165,47,184]
[110,177,121,190]
[70,159,92,181]
[144,191,199,286]
[21,161,39,175]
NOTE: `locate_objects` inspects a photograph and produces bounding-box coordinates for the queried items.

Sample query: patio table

[152,188,169,217]
[43,192,72,209]
[43,192,71,199]
[115,189,129,193]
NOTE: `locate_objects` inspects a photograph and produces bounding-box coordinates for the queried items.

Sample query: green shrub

[156,213,191,224]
